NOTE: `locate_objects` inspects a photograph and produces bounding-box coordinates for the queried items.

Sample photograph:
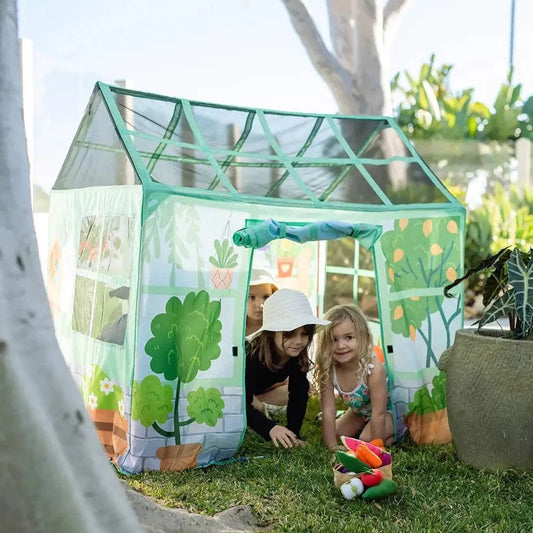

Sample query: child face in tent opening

[246,283,275,333]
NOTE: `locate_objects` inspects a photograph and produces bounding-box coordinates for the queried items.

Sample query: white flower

[87,393,98,410]
[100,378,114,396]
[118,398,125,417]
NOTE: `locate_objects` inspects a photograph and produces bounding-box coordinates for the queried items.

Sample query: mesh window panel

[54,91,140,189]
[357,276,378,320]
[327,238,355,268]
[294,165,384,204]
[327,117,391,157]
[73,214,133,346]
[324,272,354,310]
[375,162,451,204]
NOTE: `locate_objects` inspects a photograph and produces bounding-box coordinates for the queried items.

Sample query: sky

[17,0,533,191]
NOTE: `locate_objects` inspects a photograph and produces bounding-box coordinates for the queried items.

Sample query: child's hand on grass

[269,425,302,448]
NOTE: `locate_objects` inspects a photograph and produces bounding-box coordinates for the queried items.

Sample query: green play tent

[47,82,465,474]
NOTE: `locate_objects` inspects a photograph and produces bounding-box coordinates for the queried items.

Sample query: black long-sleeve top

[245,342,310,441]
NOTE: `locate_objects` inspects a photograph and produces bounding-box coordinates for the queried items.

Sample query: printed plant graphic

[132,291,224,444]
[142,197,203,287]
[82,364,125,414]
[380,217,462,367]
[209,237,239,289]
[209,238,238,269]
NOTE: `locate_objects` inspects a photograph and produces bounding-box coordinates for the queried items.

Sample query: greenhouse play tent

[47,82,465,474]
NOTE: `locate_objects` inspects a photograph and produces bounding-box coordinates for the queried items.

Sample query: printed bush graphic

[132,291,224,444]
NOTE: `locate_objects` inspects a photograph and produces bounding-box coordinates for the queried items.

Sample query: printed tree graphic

[380,217,462,367]
[131,291,224,444]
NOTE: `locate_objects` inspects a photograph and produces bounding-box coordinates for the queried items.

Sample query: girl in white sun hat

[245,289,330,449]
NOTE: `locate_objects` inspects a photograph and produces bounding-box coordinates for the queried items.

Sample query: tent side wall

[48,185,143,461]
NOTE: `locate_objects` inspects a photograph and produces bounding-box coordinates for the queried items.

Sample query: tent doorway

[236,218,384,350]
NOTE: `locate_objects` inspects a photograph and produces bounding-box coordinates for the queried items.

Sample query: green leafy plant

[131,291,224,444]
[445,247,533,340]
[391,54,489,140]
[209,238,238,269]
[463,184,533,292]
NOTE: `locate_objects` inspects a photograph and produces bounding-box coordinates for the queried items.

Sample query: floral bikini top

[333,353,390,419]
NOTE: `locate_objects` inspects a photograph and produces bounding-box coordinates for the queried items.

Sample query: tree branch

[383,0,413,49]
[326,0,355,75]
[280,0,355,100]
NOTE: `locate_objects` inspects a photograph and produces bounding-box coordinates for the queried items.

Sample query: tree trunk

[0,1,142,530]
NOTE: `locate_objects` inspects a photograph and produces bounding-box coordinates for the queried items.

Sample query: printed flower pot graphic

[405,408,451,445]
[210,264,235,289]
[156,443,203,472]
[405,371,451,445]
[91,408,129,461]
[276,257,295,278]
[82,365,128,462]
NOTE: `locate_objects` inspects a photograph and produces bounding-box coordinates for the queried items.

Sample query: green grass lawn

[122,396,533,532]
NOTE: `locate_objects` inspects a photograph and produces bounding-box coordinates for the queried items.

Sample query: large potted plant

[439,247,533,471]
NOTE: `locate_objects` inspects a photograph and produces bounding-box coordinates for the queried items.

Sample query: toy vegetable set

[334,437,397,501]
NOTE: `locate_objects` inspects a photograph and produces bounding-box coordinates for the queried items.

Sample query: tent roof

[53,82,461,210]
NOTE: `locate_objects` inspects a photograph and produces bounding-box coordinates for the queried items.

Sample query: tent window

[324,238,377,320]
[72,215,133,345]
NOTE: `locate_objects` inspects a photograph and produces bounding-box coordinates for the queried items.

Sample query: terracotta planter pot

[439,329,533,471]
[405,408,451,445]
[90,408,129,462]
[210,265,235,289]
[156,443,202,472]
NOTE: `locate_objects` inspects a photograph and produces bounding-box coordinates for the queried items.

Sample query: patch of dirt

[122,481,267,532]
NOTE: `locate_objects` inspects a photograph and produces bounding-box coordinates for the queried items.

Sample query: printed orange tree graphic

[131,291,224,444]
[380,217,462,368]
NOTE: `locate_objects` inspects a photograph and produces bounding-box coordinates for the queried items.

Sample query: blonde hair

[248,324,315,373]
[314,304,373,388]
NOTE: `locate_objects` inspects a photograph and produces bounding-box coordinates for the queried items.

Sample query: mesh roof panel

[53,83,458,208]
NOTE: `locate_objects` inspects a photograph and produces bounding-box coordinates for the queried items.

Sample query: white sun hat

[256,288,330,333]
[249,267,278,289]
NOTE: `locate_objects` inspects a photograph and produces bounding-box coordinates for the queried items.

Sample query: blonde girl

[315,304,393,450]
